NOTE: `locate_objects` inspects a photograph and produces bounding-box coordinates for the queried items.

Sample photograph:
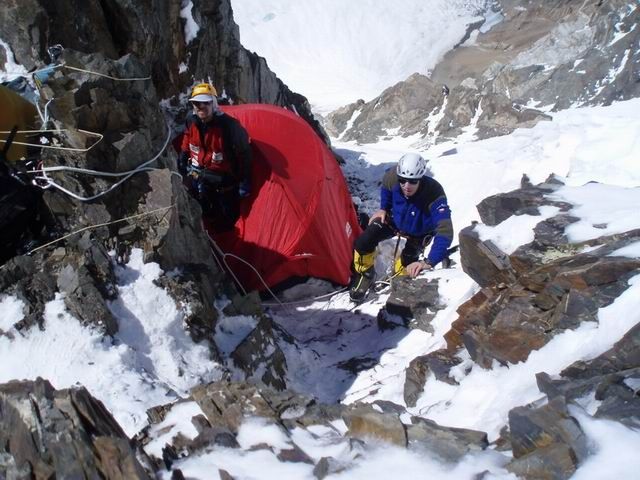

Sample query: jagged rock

[476,175,568,227]
[218,469,235,480]
[277,444,314,464]
[432,0,640,111]
[324,99,366,138]
[506,397,588,479]
[313,456,347,479]
[404,349,462,407]
[507,443,583,480]
[0,254,53,331]
[386,277,442,332]
[406,417,489,463]
[190,381,312,434]
[286,403,348,429]
[451,253,640,367]
[450,177,640,367]
[336,73,443,144]
[563,322,640,378]
[475,93,552,139]
[231,316,292,390]
[0,378,150,479]
[536,321,640,428]
[343,404,407,447]
[459,225,517,288]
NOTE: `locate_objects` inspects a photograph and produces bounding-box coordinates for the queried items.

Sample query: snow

[609,241,640,258]
[231,0,494,114]
[0,249,224,436]
[145,400,204,458]
[180,1,199,44]
[475,206,561,254]
[0,295,24,331]
[570,409,640,480]
[0,37,28,82]
[550,183,640,243]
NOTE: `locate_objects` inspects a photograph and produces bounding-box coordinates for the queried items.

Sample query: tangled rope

[32,120,174,202]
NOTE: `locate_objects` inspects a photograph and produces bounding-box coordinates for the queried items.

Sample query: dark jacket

[380,169,453,265]
[180,112,251,183]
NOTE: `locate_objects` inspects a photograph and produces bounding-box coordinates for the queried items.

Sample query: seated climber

[178,83,252,231]
[350,153,454,302]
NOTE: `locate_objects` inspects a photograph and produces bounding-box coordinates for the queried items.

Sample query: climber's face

[191,101,214,122]
[399,176,420,197]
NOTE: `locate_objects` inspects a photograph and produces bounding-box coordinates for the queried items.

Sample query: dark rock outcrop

[404,349,462,407]
[386,276,443,332]
[231,316,292,390]
[450,178,640,368]
[537,321,640,429]
[0,378,150,479]
[506,397,589,480]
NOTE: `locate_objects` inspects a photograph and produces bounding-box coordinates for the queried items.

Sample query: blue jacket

[380,169,453,265]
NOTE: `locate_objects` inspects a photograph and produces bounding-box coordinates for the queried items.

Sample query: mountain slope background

[0,0,639,478]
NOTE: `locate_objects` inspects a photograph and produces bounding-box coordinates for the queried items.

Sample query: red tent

[210,104,361,292]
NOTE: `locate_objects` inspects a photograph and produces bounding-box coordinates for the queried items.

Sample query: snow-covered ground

[230,0,493,114]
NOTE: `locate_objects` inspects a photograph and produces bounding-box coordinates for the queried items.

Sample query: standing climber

[349,153,453,302]
[178,83,252,231]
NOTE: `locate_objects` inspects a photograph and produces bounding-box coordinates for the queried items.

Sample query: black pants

[354,219,431,267]
[192,170,239,232]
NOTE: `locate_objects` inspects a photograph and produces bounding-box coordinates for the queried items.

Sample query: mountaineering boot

[350,268,376,303]
[350,250,376,303]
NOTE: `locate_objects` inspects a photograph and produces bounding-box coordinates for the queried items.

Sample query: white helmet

[396,153,427,179]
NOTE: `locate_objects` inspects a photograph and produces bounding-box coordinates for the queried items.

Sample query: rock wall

[0,0,328,346]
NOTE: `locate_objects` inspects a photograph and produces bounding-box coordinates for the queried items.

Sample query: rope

[202,228,300,316]
[0,128,104,152]
[23,204,175,256]
[62,64,151,82]
[33,121,173,202]
[2,62,150,82]
[261,286,348,307]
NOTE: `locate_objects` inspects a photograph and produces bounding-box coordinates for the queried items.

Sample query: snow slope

[231,0,492,113]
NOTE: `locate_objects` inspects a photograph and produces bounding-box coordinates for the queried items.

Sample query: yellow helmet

[190,83,217,102]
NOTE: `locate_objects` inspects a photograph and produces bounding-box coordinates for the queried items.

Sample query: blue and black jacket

[380,169,453,266]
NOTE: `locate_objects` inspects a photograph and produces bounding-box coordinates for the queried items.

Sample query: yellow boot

[350,251,376,302]
[393,257,407,277]
[353,251,375,273]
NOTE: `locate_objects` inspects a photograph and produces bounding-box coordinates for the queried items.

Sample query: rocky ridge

[326,0,640,145]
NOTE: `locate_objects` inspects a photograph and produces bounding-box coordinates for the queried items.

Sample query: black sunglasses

[191,101,212,108]
[398,177,419,185]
